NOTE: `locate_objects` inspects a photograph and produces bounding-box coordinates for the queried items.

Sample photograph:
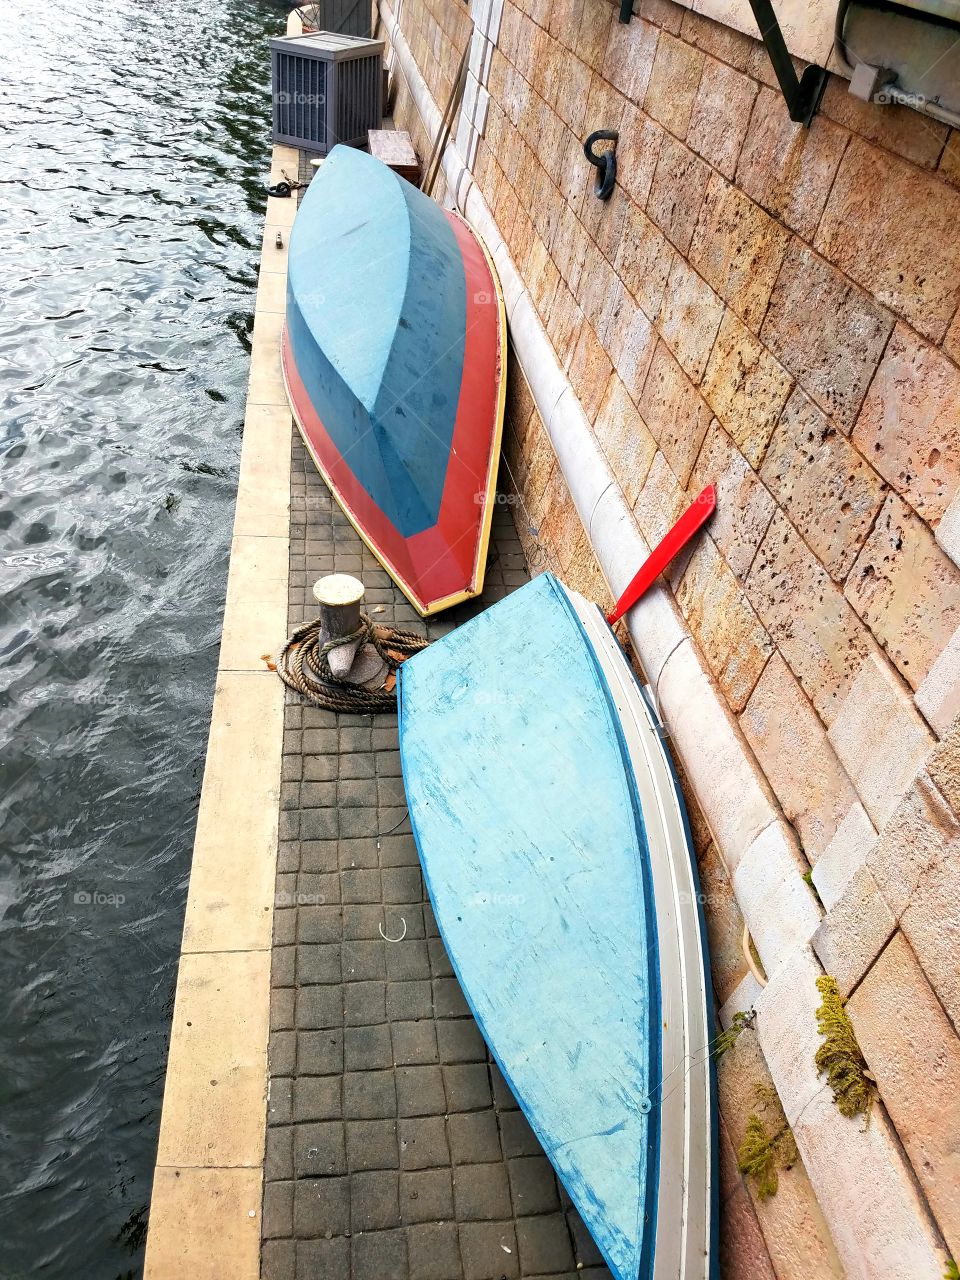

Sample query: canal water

[0,1,283,1274]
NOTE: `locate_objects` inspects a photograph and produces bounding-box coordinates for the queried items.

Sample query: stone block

[869,772,960,922]
[603,290,658,405]
[638,341,713,484]
[688,170,790,333]
[736,87,848,239]
[845,494,960,690]
[740,652,857,860]
[847,930,960,1256]
[567,320,613,423]
[696,840,748,1005]
[916,625,960,738]
[811,801,877,910]
[602,12,659,105]
[657,255,725,384]
[690,422,775,582]
[701,310,794,469]
[732,823,821,975]
[458,1220,520,1280]
[900,835,960,1034]
[642,30,705,139]
[646,133,710,254]
[615,198,674,324]
[720,1183,778,1280]
[828,653,935,829]
[746,511,876,725]
[686,54,757,179]
[753,946,829,1128]
[792,1088,951,1279]
[676,535,773,712]
[852,321,960,523]
[760,387,886,581]
[592,373,657,507]
[816,136,960,342]
[811,865,896,996]
[617,103,666,211]
[760,241,893,433]
[632,450,686,550]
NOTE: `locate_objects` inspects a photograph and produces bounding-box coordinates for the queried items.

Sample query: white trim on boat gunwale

[566,585,715,1280]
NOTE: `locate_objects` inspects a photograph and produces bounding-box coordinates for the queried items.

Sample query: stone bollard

[311,574,388,688]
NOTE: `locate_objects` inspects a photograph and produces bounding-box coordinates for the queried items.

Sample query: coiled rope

[276,613,429,713]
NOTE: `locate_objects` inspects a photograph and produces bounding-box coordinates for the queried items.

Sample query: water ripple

[0,0,283,1274]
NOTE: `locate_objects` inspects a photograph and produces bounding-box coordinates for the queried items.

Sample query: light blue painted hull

[398,574,717,1280]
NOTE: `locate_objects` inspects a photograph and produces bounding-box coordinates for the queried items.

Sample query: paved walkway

[259,425,613,1279]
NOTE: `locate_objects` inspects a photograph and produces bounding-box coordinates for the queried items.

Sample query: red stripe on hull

[282,209,502,615]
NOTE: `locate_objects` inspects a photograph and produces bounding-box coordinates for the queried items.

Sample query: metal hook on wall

[583,130,618,201]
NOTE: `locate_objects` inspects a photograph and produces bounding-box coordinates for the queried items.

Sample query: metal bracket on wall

[583,130,618,200]
[746,0,829,125]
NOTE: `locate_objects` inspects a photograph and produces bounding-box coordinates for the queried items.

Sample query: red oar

[606,484,716,625]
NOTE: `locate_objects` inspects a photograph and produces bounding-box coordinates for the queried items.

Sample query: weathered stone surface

[632,449,686,548]
[701,310,794,469]
[746,511,875,725]
[735,87,848,240]
[938,488,960,570]
[901,850,960,1036]
[852,322,960,523]
[811,864,896,997]
[753,945,827,1127]
[928,714,960,814]
[616,103,665,210]
[646,132,710,254]
[828,653,936,830]
[638,340,713,485]
[592,372,657,507]
[604,291,658,404]
[615,198,674,323]
[696,840,747,1004]
[686,54,757,180]
[567,319,614,423]
[845,494,960,690]
[732,823,821,974]
[688,170,790,333]
[793,1087,953,1280]
[811,802,877,911]
[760,388,887,581]
[816,136,960,342]
[760,242,894,433]
[916,622,960,738]
[676,535,773,712]
[741,653,857,861]
[602,12,659,105]
[868,773,960,919]
[847,930,960,1257]
[641,31,704,139]
[820,76,949,170]
[657,255,724,384]
[720,1183,778,1280]
[717,1026,845,1279]
[690,422,775,582]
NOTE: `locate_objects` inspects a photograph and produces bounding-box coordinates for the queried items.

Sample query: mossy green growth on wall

[713,1010,754,1059]
[736,1107,798,1199]
[814,975,874,1119]
[944,1260,958,1280]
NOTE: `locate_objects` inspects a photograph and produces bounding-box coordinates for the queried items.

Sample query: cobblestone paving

[259,431,613,1279]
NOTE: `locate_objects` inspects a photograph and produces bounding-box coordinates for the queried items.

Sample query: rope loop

[276,613,429,713]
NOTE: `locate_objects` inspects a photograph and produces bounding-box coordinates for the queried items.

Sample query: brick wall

[387,0,960,1271]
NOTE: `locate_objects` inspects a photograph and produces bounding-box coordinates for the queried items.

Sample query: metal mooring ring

[583,129,618,201]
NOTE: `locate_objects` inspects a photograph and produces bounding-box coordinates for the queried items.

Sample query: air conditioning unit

[295,0,373,39]
[270,32,384,153]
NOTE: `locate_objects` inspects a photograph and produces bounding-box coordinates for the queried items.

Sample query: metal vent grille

[336,56,381,155]
[274,52,329,152]
[270,33,384,153]
[298,0,372,38]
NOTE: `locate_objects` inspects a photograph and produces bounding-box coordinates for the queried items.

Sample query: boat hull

[282,145,505,615]
[398,574,717,1280]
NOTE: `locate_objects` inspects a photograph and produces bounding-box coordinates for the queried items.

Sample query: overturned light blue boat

[398,573,717,1280]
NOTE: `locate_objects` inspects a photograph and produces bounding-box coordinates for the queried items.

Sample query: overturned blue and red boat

[282,144,506,616]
